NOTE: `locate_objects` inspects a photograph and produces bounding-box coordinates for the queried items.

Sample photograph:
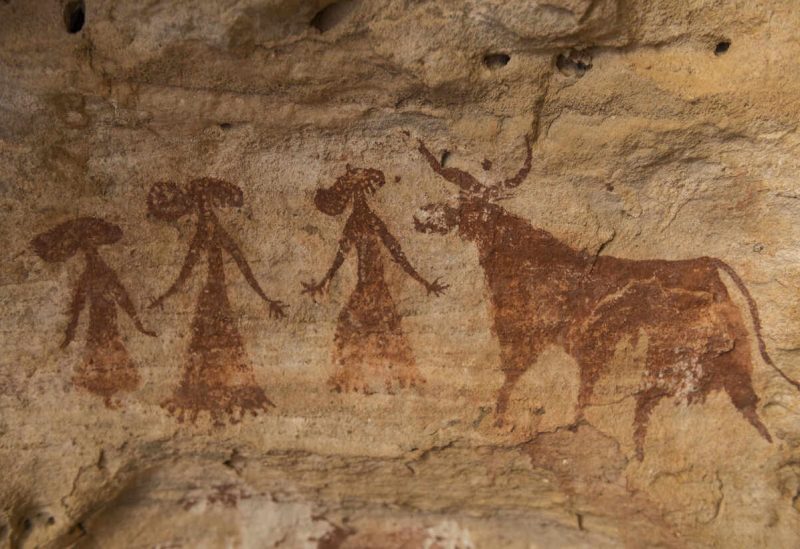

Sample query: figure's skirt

[163,345,273,425]
[75,337,140,407]
[329,281,423,393]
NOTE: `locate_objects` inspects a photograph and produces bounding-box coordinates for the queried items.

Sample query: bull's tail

[713,259,800,391]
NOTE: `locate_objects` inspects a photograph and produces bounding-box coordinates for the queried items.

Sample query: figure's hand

[149,296,166,310]
[425,277,449,297]
[268,300,288,319]
[60,331,75,350]
[136,321,157,337]
[301,279,328,300]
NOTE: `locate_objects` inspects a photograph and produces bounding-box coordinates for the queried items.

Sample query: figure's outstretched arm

[417,140,484,194]
[217,226,287,319]
[150,227,204,309]
[110,273,156,337]
[301,234,350,300]
[62,272,88,349]
[372,214,448,296]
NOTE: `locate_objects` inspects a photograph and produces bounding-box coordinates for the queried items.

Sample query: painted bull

[414,136,799,459]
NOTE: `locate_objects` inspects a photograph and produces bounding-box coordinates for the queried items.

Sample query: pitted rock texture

[2,1,800,547]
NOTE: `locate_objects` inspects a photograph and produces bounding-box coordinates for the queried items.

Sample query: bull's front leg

[494,342,541,428]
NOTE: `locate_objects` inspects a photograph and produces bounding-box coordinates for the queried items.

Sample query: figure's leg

[633,386,668,461]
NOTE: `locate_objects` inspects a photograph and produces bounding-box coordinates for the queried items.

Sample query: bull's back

[569,254,738,365]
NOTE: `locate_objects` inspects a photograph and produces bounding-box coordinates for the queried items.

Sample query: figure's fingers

[269,301,288,318]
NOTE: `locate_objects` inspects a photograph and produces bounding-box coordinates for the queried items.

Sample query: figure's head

[313,164,386,217]
[147,181,192,221]
[314,186,348,216]
[32,216,122,262]
[148,178,244,221]
[189,178,244,209]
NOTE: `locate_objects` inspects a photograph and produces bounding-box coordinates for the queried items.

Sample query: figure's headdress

[32,217,122,262]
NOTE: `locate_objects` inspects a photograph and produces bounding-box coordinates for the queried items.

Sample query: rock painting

[414,136,800,459]
[302,165,447,393]
[31,217,155,407]
[147,178,287,424]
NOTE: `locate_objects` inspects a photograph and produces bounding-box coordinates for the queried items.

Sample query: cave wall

[1,1,800,547]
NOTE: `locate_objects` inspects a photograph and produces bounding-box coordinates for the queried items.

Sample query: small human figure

[302,165,447,393]
[31,217,155,407]
[147,178,287,425]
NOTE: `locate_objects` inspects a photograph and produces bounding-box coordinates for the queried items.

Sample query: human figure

[302,165,447,393]
[31,217,155,407]
[147,178,287,425]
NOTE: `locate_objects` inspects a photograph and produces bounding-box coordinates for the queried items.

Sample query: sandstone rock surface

[2,1,800,547]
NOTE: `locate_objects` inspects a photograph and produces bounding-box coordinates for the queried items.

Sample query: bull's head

[413,136,532,239]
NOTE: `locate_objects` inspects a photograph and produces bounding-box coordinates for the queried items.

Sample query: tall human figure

[302,165,447,393]
[32,217,155,407]
[148,178,287,424]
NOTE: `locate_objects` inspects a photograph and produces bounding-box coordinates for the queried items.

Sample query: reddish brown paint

[415,136,799,459]
[303,165,447,393]
[148,178,287,425]
[31,217,154,407]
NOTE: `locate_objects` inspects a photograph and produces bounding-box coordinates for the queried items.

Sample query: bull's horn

[499,134,532,190]
[418,139,485,194]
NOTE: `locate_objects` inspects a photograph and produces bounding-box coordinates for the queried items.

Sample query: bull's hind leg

[633,387,669,461]
[718,357,772,443]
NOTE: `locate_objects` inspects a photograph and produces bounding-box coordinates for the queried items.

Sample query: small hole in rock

[219,123,232,130]
[482,159,492,171]
[483,53,510,69]
[63,0,85,34]
[556,50,592,77]
[311,0,357,33]
[440,151,451,167]
[714,41,730,55]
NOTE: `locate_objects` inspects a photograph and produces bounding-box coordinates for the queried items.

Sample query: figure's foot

[162,386,274,425]
[102,396,123,410]
[493,413,516,434]
[385,371,426,394]
[328,371,374,394]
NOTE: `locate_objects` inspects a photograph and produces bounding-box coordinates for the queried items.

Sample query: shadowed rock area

[1,1,800,547]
